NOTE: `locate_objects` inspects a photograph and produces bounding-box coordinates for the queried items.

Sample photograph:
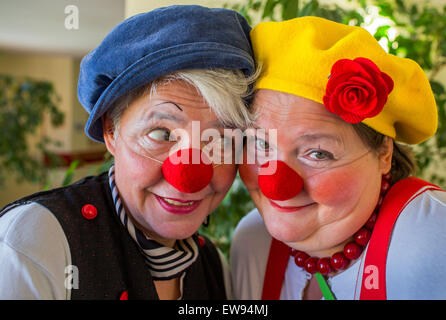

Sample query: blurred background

[1,0,445,256]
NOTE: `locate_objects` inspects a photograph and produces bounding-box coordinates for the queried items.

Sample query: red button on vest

[81,204,97,220]
[198,235,206,247]
[119,291,128,300]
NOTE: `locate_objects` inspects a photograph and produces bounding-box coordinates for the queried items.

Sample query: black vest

[0,173,227,300]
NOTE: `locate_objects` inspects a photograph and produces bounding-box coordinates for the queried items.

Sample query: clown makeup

[103,80,238,246]
[249,121,373,179]
[119,103,241,166]
[239,89,392,258]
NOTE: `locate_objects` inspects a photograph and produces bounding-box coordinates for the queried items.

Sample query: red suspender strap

[261,237,290,299]
[360,177,442,300]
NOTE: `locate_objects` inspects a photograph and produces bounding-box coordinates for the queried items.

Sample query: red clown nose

[258,160,304,201]
[162,148,213,193]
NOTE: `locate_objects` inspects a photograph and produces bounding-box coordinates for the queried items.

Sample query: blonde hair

[108,68,259,136]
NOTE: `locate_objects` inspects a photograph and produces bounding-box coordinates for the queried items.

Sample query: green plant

[227,0,366,25]
[54,151,113,188]
[0,73,64,187]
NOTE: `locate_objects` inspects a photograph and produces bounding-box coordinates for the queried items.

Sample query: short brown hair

[352,123,416,184]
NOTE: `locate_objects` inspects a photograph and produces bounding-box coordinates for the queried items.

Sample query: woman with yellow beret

[230,16,446,299]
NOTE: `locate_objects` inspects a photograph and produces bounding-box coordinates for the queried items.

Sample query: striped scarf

[108,165,199,280]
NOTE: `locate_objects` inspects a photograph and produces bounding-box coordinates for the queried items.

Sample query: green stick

[315,272,336,300]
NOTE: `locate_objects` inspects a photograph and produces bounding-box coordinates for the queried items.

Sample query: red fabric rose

[323,57,394,123]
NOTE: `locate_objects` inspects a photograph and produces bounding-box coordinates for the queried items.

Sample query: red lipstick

[155,195,202,215]
[269,199,314,213]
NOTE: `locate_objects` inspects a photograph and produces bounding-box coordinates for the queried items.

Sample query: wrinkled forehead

[251,89,362,145]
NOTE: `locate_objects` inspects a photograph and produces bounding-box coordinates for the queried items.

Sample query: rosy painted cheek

[306,169,360,206]
[115,145,163,189]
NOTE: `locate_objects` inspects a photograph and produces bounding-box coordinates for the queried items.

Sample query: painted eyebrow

[247,131,342,145]
[153,101,183,111]
[148,111,186,124]
[142,101,186,124]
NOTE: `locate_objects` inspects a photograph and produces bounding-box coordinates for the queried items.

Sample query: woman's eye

[308,150,334,160]
[148,128,174,142]
[255,137,270,150]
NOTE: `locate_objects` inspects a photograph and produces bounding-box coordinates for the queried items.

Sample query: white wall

[125,0,238,17]
[0,0,125,57]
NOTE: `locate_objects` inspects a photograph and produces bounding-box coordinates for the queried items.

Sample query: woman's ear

[378,136,393,175]
[102,114,116,156]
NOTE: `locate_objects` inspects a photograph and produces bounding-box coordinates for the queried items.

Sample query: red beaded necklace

[289,173,392,276]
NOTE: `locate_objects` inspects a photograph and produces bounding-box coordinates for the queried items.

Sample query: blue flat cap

[78,5,255,143]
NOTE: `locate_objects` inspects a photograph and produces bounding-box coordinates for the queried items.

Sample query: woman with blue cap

[0,5,255,300]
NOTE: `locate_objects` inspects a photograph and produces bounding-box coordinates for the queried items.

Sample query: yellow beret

[251,16,437,144]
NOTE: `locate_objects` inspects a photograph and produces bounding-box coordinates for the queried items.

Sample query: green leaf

[62,160,80,187]
[262,0,277,19]
[374,25,391,40]
[252,0,262,11]
[298,0,318,17]
[396,0,406,12]
[430,80,446,96]
[282,0,300,20]
[377,1,394,18]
